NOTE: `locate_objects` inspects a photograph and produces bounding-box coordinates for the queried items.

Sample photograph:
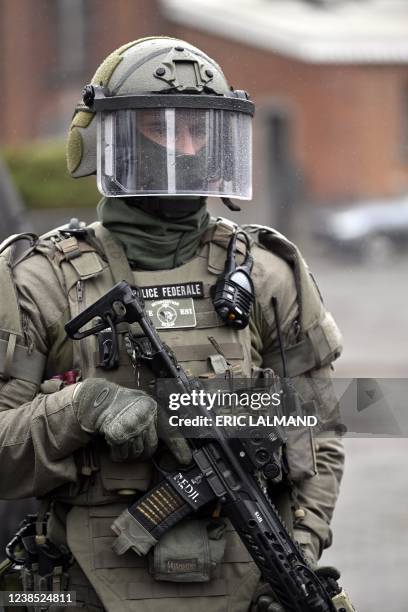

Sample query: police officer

[0,37,344,612]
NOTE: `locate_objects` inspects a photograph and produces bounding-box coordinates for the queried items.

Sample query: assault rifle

[65,281,356,612]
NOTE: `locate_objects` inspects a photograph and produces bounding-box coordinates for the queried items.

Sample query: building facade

[1,0,408,227]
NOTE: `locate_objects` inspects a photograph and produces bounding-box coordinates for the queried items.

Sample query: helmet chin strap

[221,197,241,212]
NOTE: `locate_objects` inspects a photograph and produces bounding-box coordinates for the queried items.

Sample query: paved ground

[307,248,408,378]
[305,248,408,612]
[322,438,408,612]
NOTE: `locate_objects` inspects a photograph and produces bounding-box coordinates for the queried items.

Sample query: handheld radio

[212,230,254,329]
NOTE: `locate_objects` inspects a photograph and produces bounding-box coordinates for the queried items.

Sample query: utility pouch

[5,512,72,612]
[0,559,27,612]
[149,518,226,583]
[284,426,317,481]
[99,449,153,494]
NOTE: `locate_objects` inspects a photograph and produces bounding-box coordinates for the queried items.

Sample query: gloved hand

[250,568,342,612]
[315,565,342,596]
[157,409,193,466]
[73,379,158,461]
[73,379,192,464]
[250,583,285,612]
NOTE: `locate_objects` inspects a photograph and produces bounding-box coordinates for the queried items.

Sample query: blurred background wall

[2,0,408,230]
[0,2,408,611]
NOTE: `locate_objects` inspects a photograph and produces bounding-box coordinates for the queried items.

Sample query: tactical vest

[53,220,263,611]
[43,220,247,503]
[0,218,342,499]
[0,219,342,612]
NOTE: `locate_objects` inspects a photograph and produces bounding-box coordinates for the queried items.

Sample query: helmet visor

[97,108,252,199]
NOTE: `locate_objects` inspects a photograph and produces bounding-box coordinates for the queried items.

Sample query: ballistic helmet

[67,37,253,200]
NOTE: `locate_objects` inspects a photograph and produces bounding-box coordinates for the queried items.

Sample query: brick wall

[0,0,165,143]
[168,24,408,204]
[1,0,407,207]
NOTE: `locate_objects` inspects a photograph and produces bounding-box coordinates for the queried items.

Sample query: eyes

[141,122,207,138]
[138,111,207,137]
[133,110,208,154]
[143,122,164,135]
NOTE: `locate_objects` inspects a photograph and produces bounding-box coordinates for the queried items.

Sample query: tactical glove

[73,379,158,461]
[157,409,193,466]
[250,583,285,612]
[250,568,343,612]
[73,379,192,464]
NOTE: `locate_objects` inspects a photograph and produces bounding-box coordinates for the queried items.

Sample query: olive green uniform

[0,214,343,612]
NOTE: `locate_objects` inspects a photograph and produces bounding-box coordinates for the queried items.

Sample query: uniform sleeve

[250,244,345,556]
[0,251,90,499]
[289,368,345,555]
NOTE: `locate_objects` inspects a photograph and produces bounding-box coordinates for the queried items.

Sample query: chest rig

[49,219,252,503]
[74,221,252,380]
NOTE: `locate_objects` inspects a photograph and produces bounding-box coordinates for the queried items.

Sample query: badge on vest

[146,298,197,329]
[139,282,204,301]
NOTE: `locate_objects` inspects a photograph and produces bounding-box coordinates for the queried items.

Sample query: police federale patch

[139,282,204,300]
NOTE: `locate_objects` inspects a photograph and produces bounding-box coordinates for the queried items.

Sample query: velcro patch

[146,298,196,329]
[139,282,204,300]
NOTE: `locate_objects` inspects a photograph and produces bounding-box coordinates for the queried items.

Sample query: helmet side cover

[66,36,230,178]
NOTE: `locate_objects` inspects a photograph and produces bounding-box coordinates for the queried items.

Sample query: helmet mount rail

[82,85,254,115]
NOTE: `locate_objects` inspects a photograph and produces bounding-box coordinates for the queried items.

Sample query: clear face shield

[97,102,253,199]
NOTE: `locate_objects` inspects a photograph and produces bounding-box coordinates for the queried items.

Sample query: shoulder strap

[89,221,134,284]
[0,232,39,256]
[0,232,39,270]
[204,217,249,274]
